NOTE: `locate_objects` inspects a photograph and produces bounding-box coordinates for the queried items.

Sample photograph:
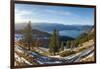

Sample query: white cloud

[15,8,72,23]
[15,9,33,23]
[45,9,72,16]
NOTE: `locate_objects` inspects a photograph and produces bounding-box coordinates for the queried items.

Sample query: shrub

[59,50,76,57]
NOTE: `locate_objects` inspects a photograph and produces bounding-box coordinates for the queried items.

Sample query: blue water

[47,30,84,38]
[15,34,23,41]
[15,30,84,40]
[59,30,84,38]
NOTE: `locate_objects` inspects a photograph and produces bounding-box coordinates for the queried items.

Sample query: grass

[15,51,38,65]
[81,55,94,62]
[31,47,50,56]
[76,44,92,53]
[59,50,76,57]
[59,40,93,57]
[15,61,28,66]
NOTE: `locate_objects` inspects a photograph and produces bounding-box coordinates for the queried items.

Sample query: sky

[15,4,94,25]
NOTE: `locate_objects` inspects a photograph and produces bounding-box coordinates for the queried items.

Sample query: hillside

[75,27,95,45]
[15,29,74,41]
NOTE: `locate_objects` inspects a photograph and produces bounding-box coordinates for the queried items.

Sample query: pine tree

[60,41,64,51]
[22,21,33,50]
[70,41,75,51]
[75,39,79,47]
[66,41,71,48]
[49,29,60,55]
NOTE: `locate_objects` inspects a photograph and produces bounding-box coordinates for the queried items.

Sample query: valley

[14,23,95,66]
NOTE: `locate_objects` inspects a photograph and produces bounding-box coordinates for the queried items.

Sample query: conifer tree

[66,41,71,48]
[22,21,33,50]
[49,29,60,55]
[60,41,64,51]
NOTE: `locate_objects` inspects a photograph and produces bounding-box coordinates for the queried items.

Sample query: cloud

[15,9,33,23]
[15,9,33,17]
[45,9,72,16]
[15,6,73,23]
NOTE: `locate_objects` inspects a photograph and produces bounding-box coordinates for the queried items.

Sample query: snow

[21,57,33,65]
[49,55,61,58]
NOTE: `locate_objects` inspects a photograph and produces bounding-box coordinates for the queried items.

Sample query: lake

[15,29,84,41]
[59,30,84,38]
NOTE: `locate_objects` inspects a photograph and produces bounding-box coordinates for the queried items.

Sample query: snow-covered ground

[15,38,95,65]
[15,53,33,66]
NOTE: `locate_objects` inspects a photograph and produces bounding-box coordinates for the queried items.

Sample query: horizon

[15,4,94,25]
[15,22,94,26]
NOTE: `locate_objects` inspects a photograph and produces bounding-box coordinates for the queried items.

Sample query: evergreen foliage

[49,29,60,55]
[22,21,33,50]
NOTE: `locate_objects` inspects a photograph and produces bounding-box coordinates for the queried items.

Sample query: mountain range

[15,22,93,32]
